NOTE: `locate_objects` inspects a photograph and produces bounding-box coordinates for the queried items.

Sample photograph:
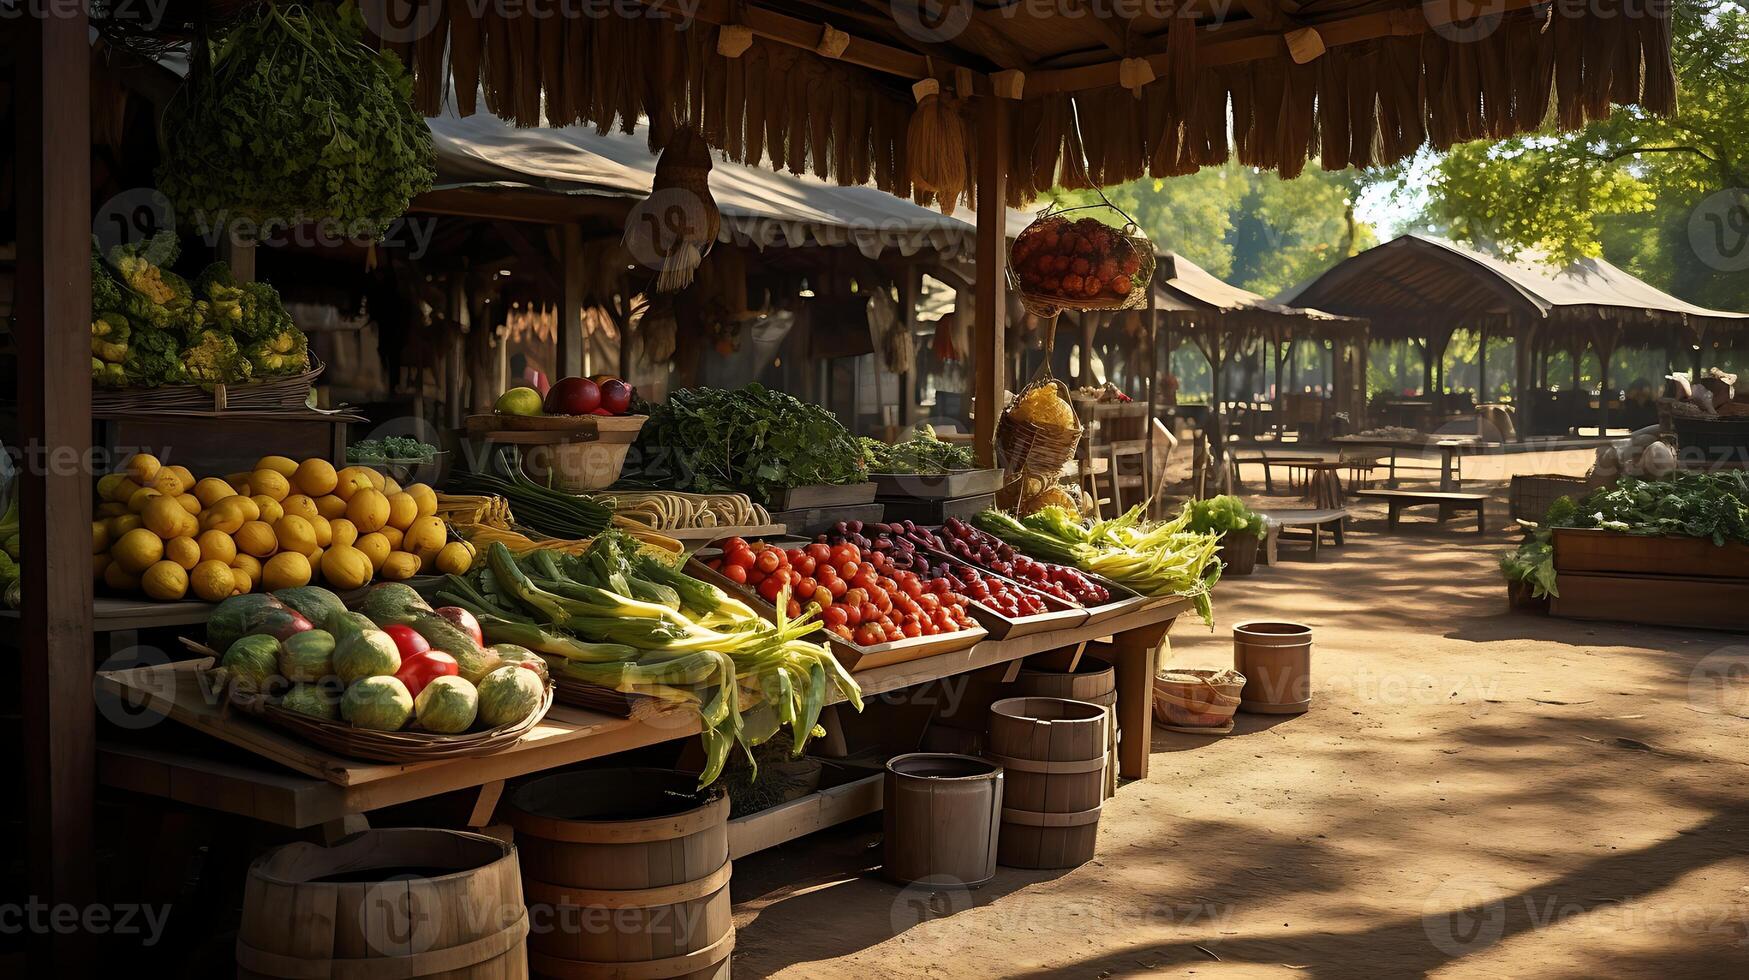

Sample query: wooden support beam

[558,225,585,379]
[972,97,1010,467]
[16,9,96,972]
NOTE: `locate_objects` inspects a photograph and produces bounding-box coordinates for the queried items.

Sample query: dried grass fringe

[394,5,1676,205]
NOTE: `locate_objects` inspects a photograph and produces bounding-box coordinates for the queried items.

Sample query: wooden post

[1145,288,1157,511]
[1476,324,1488,401]
[1078,312,1095,385]
[558,225,585,379]
[971,97,1009,468]
[16,10,96,971]
[220,236,257,284]
[900,264,921,427]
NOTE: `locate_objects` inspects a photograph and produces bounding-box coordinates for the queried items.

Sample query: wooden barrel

[1011,656,1118,799]
[1233,621,1313,714]
[506,769,732,980]
[237,828,528,979]
[987,697,1108,870]
[883,753,1004,888]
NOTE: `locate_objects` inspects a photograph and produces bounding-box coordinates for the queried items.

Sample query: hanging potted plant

[1186,495,1265,576]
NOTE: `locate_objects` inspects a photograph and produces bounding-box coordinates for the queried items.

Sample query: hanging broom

[906,78,968,213]
[627,126,721,293]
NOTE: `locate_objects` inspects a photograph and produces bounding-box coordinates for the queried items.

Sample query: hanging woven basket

[996,320,1083,479]
[1007,200,1156,318]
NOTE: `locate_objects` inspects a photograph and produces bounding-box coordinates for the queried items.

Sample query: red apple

[599,378,634,415]
[544,376,601,416]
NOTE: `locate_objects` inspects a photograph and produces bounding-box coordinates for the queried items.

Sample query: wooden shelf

[95,598,1189,829]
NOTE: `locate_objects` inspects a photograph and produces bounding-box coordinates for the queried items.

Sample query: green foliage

[1381,0,1749,313]
[1568,471,1749,545]
[157,2,435,240]
[860,424,975,474]
[124,326,189,387]
[348,437,439,462]
[1047,162,1376,296]
[622,384,868,505]
[1184,495,1265,538]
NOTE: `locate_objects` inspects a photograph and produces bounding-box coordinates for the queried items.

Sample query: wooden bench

[1256,508,1349,562]
[1355,489,1488,533]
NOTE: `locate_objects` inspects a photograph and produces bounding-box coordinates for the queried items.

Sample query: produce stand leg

[1440,449,1455,491]
[1110,620,1174,780]
[321,813,369,845]
[467,780,507,828]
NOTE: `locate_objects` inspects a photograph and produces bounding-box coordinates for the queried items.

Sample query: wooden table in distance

[95,598,1190,832]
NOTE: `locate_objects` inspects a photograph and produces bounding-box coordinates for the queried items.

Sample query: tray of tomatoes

[817,522,1089,640]
[934,517,1146,627]
[695,536,988,672]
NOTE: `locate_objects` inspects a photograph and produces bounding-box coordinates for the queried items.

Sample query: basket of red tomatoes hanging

[1007,202,1155,318]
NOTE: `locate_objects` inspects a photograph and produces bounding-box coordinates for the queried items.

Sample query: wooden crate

[769,482,878,510]
[1552,528,1749,580]
[1510,474,1600,522]
[1551,571,1749,632]
[869,468,1003,500]
[727,761,885,859]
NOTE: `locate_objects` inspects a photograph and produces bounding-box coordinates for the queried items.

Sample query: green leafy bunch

[860,423,976,474]
[157,1,436,240]
[1567,471,1749,545]
[1184,494,1265,538]
[622,384,868,505]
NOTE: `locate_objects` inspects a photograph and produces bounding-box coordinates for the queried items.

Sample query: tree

[1386,0,1749,312]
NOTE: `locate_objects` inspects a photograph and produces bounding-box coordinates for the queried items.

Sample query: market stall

[11,0,1688,971]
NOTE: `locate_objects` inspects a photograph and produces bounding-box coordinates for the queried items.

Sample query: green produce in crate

[278,629,336,683]
[332,628,400,685]
[476,665,544,728]
[221,634,281,689]
[272,586,349,628]
[281,683,339,721]
[341,676,414,731]
[413,676,479,734]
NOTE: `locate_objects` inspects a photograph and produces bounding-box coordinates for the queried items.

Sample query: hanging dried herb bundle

[157,2,435,240]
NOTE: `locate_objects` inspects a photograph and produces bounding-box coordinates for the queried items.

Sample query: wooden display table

[95,598,1190,832]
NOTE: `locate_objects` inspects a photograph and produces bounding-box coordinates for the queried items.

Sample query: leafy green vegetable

[860,424,976,474]
[620,384,867,505]
[1499,533,1558,598]
[1184,495,1264,539]
[1560,472,1749,545]
[157,2,435,240]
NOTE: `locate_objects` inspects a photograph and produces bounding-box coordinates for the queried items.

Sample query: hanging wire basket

[1007,197,1156,318]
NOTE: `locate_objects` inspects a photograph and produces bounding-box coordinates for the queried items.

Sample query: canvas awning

[427,107,980,260]
[1156,252,1364,335]
[1276,234,1749,345]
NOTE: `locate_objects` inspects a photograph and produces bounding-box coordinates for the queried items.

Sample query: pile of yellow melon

[94,453,476,602]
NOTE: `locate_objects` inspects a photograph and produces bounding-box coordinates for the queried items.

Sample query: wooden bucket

[1233,621,1313,715]
[506,769,733,980]
[1153,667,1245,732]
[237,828,528,979]
[1009,656,1119,799]
[883,753,1005,888]
[987,697,1108,870]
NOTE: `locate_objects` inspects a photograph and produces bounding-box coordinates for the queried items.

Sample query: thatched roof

[376,0,1676,208]
[1276,234,1749,346]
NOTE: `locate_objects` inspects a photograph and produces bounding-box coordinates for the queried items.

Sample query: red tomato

[901,576,924,599]
[394,650,459,699]
[382,624,430,661]
[822,605,848,628]
[826,576,848,598]
[806,542,832,562]
[722,564,747,584]
[855,624,885,647]
[758,575,784,602]
[831,624,854,641]
[844,604,863,627]
[721,537,748,552]
[796,576,817,596]
[852,569,878,592]
[755,550,782,575]
[919,593,939,612]
[860,602,881,626]
[727,547,755,570]
[706,558,722,571]
[829,544,858,567]
[843,587,867,609]
[812,585,833,608]
[794,555,817,577]
[435,607,483,645]
[785,548,805,566]
[786,599,801,619]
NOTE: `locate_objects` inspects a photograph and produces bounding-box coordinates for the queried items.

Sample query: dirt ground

[729,448,1749,979]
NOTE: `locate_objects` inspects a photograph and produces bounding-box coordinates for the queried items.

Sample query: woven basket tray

[92,355,324,416]
[194,644,554,764]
